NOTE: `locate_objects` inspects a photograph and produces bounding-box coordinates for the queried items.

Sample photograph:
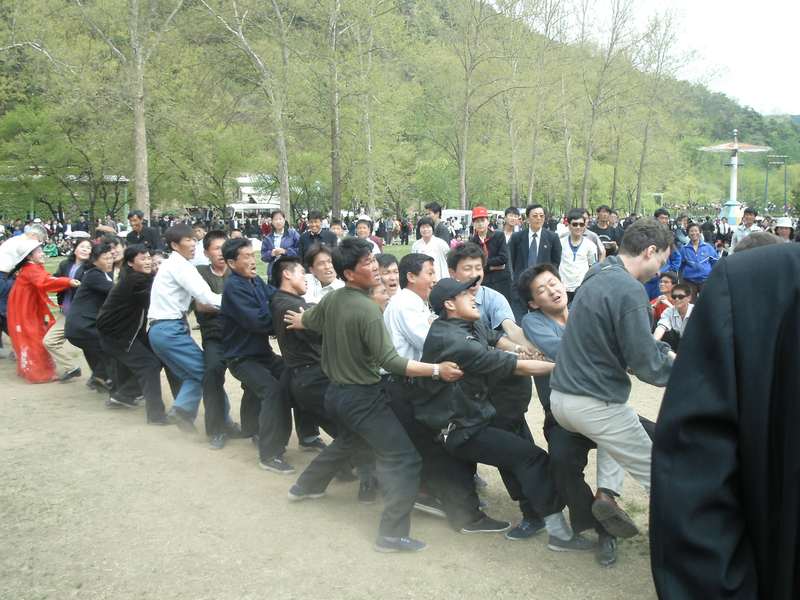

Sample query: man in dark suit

[298,209,337,262]
[508,204,561,320]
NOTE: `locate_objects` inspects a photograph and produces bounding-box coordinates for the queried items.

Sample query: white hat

[775,216,793,229]
[32,218,42,223]
[0,237,42,272]
[67,230,91,239]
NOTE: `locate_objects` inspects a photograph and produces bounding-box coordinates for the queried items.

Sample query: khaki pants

[43,312,80,375]
[550,389,652,493]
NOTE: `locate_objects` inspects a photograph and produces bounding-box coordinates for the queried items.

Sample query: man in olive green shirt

[284,237,462,553]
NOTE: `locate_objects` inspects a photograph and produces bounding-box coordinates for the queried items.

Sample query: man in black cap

[415,277,594,552]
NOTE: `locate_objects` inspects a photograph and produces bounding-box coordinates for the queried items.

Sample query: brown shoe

[592,491,639,539]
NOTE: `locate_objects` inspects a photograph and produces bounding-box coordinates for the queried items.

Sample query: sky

[635,0,800,115]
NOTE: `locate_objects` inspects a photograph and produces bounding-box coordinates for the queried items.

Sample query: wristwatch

[432,364,440,380]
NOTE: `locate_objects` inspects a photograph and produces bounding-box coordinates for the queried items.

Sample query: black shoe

[596,533,617,567]
[107,396,138,409]
[474,473,488,490]
[288,484,325,502]
[209,433,226,450]
[299,437,327,452]
[413,495,446,519]
[548,533,598,552]
[335,467,359,482]
[259,455,295,475]
[374,536,427,553]
[504,518,546,541]
[358,477,378,504]
[147,415,172,426]
[592,492,639,539]
[90,376,113,392]
[132,395,144,406]
[223,422,245,438]
[167,407,197,434]
[58,367,81,383]
[460,515,510,534]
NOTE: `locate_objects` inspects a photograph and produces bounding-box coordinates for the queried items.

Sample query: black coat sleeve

[548,230,562,267]
[486,231,508,269]
[650,257,758,598]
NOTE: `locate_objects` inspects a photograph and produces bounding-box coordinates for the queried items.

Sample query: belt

[387,374,416,385]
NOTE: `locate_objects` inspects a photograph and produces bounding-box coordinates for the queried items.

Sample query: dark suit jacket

[469,230,511,291]
[64,267,113,341]
[508,227,561,280]
[298,229,338,264]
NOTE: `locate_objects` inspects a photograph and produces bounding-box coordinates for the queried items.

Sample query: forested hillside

[1,0,797,223]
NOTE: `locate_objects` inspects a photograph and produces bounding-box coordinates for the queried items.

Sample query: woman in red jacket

[7,240,80,383]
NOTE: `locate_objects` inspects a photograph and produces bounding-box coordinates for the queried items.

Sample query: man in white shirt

[303,243,344,304]
[559,209,598,303]
[731,207,761,252]
[382,253,509,534]
[148,224,222,431]
[412,217,451,280]
[653,283,693,352]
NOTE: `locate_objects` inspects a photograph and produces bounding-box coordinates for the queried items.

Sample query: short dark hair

[686,222,701,234]
[653,207,670,219]
[193,222,206,231]
[659,271,678,285]
[424,201,442,217]
[101,234,123,247]
[203,229,227,251]
[734,231,780,252]
[504,206,520,217]
[619,218,673,255]
[304,242,333,269]
[123,244,149,265]
[356,219,372,230]
[128,210,144,220]
[165,224,193,250]
[91,242,113,263]
[671,283,692,297]
[330,218,343,227]
[271,255,303,288]
[270,209,285,220]
[307,210,323,221]
[566,208,584,222]
[596,204,611,214]
[376,253,398,270]
[417,216,434,229]
[517,264,560,305]
[221,237,251,262]
[447,241,485,272]
[743,207,757,217]
[525,204,545,218]
[399,253,433,288]
[332,237,373,280]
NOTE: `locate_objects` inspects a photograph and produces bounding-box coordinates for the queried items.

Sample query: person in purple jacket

[259,210,299,276]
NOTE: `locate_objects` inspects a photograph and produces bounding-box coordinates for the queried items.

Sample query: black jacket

[508,227,562,281]
[64,267,113,340]
[651,244,800,600]
[126,226,162,250]
[469,230,511,289]
[270,290,322,369]
[52,259,86,308]
[96,270,153,348]
[220,272,277,361]
[298,229,338,264]
[416,318,517,432]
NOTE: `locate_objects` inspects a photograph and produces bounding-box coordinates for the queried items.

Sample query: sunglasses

[671,294,688,300]
[570,222,586,227]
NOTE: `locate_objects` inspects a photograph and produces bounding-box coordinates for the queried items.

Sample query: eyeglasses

[570,222,585,227]
[671,294,688,300]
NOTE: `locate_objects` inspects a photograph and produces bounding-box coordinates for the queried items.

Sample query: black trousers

[228,353,290,460]
[490,414,542,522]
[68,332,109,381]
[446,424,563,520]
[201,339,229,437]
[98,333,166,421]
[289,364,338,439]
[386,379,482,529]
[296,382,421,538]
[109,356,143,399]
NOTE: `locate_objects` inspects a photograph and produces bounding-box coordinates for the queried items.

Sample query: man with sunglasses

[558,208,598,303]
[653,283,693,352]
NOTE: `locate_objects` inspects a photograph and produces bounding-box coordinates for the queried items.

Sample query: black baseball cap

[429,276,480,315]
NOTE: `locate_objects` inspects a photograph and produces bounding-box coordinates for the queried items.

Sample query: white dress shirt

[191,241,210,266]
[303,274,344,304]
[148,251,221,320]
[383,288,434,361]
[411,236,451,280]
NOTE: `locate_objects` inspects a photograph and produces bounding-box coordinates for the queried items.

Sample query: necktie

[528,232,538,266]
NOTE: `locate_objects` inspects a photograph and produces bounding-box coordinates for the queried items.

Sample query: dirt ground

[0,331,661,600]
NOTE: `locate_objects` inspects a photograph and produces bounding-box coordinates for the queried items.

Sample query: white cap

[775,216,793,229]
[0,237,42,272]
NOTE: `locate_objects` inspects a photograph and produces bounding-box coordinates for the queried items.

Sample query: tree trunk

[561,75,573,210]
[459,84,470,210]
[130,0,150,221]
[634,117,651,215]
[271,0,292,218]
[329,0,342,218]
[610,128,621,209]
[579,105,597,208]
[504,93,519,207]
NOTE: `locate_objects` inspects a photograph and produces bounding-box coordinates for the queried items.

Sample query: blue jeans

[148,319,205,419]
